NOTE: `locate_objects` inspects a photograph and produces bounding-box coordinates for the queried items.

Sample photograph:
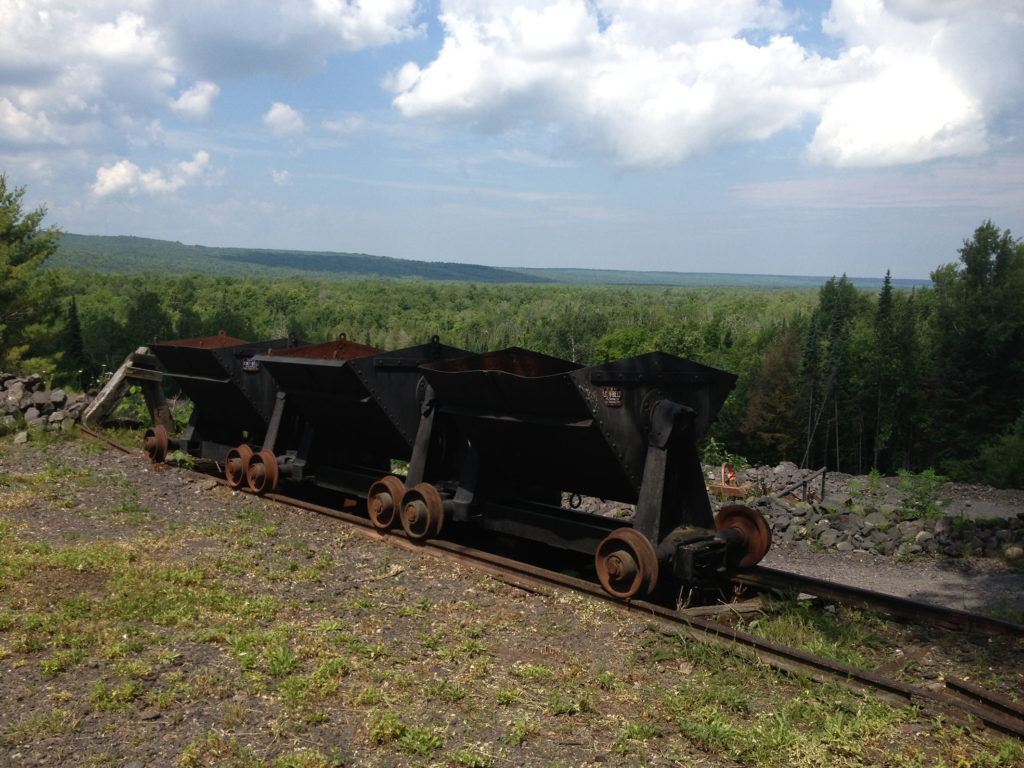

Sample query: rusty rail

[733,566,1024,638]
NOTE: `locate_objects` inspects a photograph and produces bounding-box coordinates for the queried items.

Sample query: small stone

[865,511,889,526]
[1004,545,1024,560]
[49,388,66,406]
[13,430,28,444]
[898,520,924,537]
[915,530,934,544]
[836,541,854,552]
[24,406,40,421]
[48,410,65,423]
[819,529,840,548]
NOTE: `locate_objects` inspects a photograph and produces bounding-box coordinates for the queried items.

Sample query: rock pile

[747,495,1024,561]
[567,459,1024,564]
[1,372,93,438]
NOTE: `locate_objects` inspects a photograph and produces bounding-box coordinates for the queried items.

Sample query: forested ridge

[3,175,1023,488]
[52,233,927,290]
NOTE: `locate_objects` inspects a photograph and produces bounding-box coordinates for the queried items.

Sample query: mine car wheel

[246,449,280,494]
[142,425,169,463]
[595,528,659,600]
[225,444,254,488]
[367,475,406,530]
[715,504,772,568]
[400,483,444,541]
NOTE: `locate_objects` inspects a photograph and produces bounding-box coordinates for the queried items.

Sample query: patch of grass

[426,677,467,702]
[368,710,405,744]
[501,717,535,747]
[266,645,301,677]
[594,670,618,690]
[451,746,494,767]
[179,732,262,768]
[496,688,522,706]
[0,708,81,745]
[89,680,142,712]
[397,724,444,756]
[38,648,87,677]
[509,662,556,682]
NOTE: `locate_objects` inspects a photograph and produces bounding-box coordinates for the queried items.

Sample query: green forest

[4,174,1024,488]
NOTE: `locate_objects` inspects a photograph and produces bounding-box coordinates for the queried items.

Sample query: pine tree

[930,221,1024,478]
[0,174,64,370]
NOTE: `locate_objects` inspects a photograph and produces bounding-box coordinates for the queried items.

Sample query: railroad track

[82,426,1024,739]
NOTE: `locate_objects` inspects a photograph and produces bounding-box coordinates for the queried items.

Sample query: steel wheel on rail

[400,483,444,541]
[142,425,169,463]
[367,475,406,531]
[715,504,771,568]
[595,528,659,599]
[225,444,253,488]
[246,449,279,494]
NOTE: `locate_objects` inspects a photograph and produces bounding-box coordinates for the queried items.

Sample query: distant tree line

[3,174,1022,487]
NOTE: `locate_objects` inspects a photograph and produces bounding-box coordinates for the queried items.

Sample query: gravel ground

[2,432,1023,768]
[762,536,1024,616]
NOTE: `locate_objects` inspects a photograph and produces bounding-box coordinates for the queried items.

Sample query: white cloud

[156,0,422,77]
[390,0,1024,169]
[171,81,219,120]
[0,97,61,144]
[0,1,421,155]
[271,169,291,186]
[263,102,306,136]
[93,150,211,196]
[322,115,365,134]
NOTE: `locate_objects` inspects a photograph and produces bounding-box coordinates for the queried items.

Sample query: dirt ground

[1,433,1023,768]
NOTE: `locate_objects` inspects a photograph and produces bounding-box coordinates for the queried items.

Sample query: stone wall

[0,372,93,436]
[748,495,1024,561]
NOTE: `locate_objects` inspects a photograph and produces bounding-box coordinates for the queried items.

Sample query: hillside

[49,234,552,284]
[51,233,929,288]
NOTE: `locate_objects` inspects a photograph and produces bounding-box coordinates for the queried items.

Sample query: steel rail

[79,425,136,455]
[946,677,1024,721]
[733,566,1024,638]
[79,429,1024,738]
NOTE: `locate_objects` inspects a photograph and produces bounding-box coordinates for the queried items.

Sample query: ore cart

[367,347,770,600]
[247,336,470,498]
[142,331,307,467]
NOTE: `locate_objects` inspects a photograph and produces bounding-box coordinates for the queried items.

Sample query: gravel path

[763,540,1024,616]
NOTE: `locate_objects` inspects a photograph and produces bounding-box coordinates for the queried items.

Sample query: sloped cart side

[250,336,471,499]
[144,331,307,465]
[373,347,770,599]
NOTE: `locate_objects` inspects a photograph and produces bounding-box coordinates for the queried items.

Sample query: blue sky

[2,1,1022,280]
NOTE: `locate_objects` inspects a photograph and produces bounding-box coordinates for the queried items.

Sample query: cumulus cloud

[263,102,306,136]
[156,0,423,77]
[390,0,1024,168]
[0,97,61,144]
[0,1,421,153]
[171,81,219,119]
[93,150,211,196]
[271,169,292,186]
